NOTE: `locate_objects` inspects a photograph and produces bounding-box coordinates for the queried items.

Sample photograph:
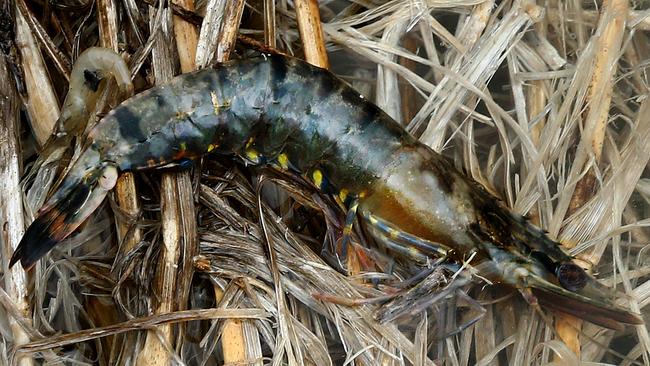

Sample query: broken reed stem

[527,52,547,143]
[137,175,183,365]
[303,0,364,277]
[211,2,248,362]
[548,8,650,31]
[14,0,59,146]
[216,0,245,62]
[376,19,407,124]
[114,172,141,253]
[526,23,548,225]
[452,0,495,61]
[169,0,200,357]
[294,0,329,69]
[137,6,186,364]
[567,0,628,221]
[172,0,199,73]
[264,0,276,48]
[97,0,119,51]
[214,286,246,363]
[110,37,141,254]
[195,0,227,68]
[0,287,63,364]
[556,0,629,357]
[525,23,574,357]
[399,35,419,124]
[0,56,34,366]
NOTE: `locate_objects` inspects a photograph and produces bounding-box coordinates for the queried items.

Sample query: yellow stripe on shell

[246,149,260,162]
[312,169,323,188]
[245,137,255,148]
[338,189,348,203]
[277,153,289,170]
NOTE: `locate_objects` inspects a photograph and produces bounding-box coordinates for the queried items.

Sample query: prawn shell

[12,52,644,330]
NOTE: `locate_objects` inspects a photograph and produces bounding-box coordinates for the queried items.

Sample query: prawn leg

[361,210,450,258]
[366,224,430,264]
[338,197,359,261]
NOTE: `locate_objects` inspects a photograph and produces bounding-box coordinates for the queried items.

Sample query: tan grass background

[1,0,649,365]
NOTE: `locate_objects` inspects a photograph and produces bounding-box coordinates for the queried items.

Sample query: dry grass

[1,0,649,365]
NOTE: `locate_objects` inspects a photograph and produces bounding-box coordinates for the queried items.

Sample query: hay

[1,0,649,365]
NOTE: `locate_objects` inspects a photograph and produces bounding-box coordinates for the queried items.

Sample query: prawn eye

[556,262,588,292]
[98,166,118,191]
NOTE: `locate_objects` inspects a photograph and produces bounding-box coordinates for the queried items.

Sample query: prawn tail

[59,47,133,135]
[10,163,118,270]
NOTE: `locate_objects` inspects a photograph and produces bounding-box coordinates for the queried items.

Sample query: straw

[2,1,649,365]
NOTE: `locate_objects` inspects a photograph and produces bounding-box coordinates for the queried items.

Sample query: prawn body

[11,53,642,330]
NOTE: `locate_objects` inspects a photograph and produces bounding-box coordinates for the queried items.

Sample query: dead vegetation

[1,0,649,365]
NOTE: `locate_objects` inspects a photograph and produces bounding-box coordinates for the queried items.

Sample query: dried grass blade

[16,308,269,355]
[15,0,71,78]
[14,2,59,146]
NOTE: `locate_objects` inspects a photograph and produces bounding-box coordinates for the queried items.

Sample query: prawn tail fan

[9,178,93,270]
[9,164,117,270]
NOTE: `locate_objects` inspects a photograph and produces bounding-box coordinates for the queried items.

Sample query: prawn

[10,49,643,330]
